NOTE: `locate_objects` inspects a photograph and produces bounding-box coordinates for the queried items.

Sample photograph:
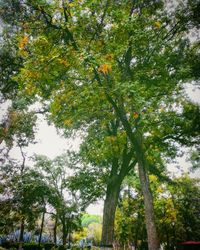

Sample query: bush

[43,242,55,250]
[23,242,43,250]
[57,246,66,250]
[1,241,18,249]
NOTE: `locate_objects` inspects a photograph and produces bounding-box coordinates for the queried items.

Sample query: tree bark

[135,135,160,250]
[62,220,66,246]
[101,91,160,249]
[54,215,58,245]
[101,178,121,250]
[38,210,45,246]
[18,218,24,250]
[62,213,68,246]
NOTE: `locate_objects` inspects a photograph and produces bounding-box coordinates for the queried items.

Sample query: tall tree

[0,161,51,247]
[33,154,83,246]
[2,0,200,249]
[69,122,137,247]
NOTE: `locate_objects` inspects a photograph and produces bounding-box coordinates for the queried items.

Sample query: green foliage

[33,154,84,244]
[170,176,200,241]
[81,214,102,228]
[73,227,88,243]
[115,187,146,248]
[0,161,52,233]
[9,0,199,169]
[1,0,200,248]
[0,108,37,148]
[43,242,56,250]
[115,174,200,247]
[23,242,43,250]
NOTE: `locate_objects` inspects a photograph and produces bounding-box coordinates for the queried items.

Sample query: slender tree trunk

[62,215,67,246]
[135,135,160,250]
[166,229,169,250]
[101,179,121,250]
[38,210,45,246]
[18,218,24,250]
[62,224,66,246]
[67,219,71,249]
[138,163,159,250]
[54,215,58,245]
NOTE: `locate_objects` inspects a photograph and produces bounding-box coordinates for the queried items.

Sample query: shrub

[43,242,55,250]
[57,246,66,250]
[1,241,18,249]
[23,242,43,250]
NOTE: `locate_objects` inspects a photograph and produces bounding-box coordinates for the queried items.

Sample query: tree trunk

[101,179,121,250]
[38,210,45,246]
[138,163,160,250]
[62,215,67,246]
[135,135,160,250]
[62,224,66,246]
[18,218,24,250]
[121,131,160,250]
[54,215,58,245]
[67,219,71,249]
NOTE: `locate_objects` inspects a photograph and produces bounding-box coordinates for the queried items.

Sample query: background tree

[114,173,200,250]
[33,154,83,247]
[0,160,52,249]
[81,214,102,228]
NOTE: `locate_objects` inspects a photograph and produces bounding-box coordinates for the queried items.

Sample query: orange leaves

[98,64,112,74]
[19,36,29,49]
[58,59,70,67]
[98,55,113,74]
[133,112,139,119]
[26,70,40,78]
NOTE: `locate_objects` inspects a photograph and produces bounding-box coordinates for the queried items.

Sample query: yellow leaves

[20,50,29,58]
[58,59,70,67]
[34,36,48,46]
[24,83,37,95]
[133,112,139,119]
[106,135,116,142]
[154,21,161,29]
[63,119,72,126]
[60,80,65,88]
[98,64,112,74]
[68,3,75,7]
[27,70,40,78]
[19,36,29,49]
[68,0,82,8]
[149,175,158,182]
[10,111,18,124]
[159,107,165,113]
[157,187,164,193]
[105,54,113,61]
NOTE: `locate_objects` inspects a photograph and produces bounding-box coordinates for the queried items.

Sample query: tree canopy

[0,0,200,249]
